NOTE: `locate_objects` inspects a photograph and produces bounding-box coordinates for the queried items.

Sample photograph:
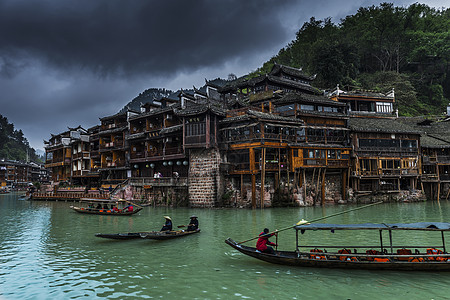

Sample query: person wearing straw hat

[161,216,173,231]
[187,215,199,231]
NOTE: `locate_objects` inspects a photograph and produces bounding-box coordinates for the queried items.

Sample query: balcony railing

[130,146,184,160]
[185,135,206,145]
[129,177,188,187]
[72,170,91,176]
[356,169,419,177]
[72,152,90,160]
[103,160,126,168]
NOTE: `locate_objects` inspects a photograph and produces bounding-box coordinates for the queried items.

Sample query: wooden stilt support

[312,168,316,189]
[321,168,326,205]
[314,168,321,205]
[303,169,307,203]
[293,170,297,190]
[437,182,441,202]
[251,174,256,209]
[342,169,347,201]
[240,174,244,205]
[260,147,266,209]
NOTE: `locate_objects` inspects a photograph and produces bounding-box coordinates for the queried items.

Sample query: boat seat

[397,248,412,261]
[366,249,381,261]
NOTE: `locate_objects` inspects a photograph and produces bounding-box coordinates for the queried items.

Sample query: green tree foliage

[252,3,449,116]
[0,114,41,162]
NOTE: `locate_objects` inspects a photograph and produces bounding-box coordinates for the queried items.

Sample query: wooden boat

[70,205,142,215]
[70,199,142,216]
[95,229,200,240]
[225,222,450,271]
[95,232,147,239]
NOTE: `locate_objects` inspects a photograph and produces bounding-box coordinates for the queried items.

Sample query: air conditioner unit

[165,137,173,142]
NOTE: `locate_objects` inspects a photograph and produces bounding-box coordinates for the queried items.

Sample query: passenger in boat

[256,228,277,254]
[187,215,199,231]
[96,203,102,209]
[123,204,134,212]
[161,216,173,231]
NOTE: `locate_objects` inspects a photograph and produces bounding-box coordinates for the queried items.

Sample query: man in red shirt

[256,228,277,254]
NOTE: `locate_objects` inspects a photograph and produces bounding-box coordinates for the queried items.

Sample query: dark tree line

[253,3,450,116]
[0,114,41,162]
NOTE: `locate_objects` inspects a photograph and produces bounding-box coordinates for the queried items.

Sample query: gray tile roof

[396,116,450,148]
[273,92,347,107]
[220,109,304,125]
[270,63,316,81]
[160,124,183,135]
[349,117,421,135]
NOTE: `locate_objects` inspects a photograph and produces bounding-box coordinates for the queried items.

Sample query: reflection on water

[1,193,450,299]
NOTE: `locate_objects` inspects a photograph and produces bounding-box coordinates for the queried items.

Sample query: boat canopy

[294,222,450,231]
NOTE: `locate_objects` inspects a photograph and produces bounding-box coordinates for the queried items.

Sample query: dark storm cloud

[0,0,296,78]
[0,0,446,151]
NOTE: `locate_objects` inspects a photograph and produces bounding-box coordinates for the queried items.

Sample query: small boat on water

[226,222,450,271]
[95,229,200,240]
[70,199,142,216]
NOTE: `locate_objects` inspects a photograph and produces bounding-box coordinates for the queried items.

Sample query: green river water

[1,192,450,299]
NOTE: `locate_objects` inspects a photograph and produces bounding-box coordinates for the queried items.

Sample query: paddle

[177,225,186,228]
[237,201,383,245]
[119,199,144,208]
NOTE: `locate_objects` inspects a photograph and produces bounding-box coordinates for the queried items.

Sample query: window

[300,104,314,111]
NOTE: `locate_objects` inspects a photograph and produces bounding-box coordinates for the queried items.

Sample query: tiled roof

[205,78,229,89]
[126,132,147,141]
[98,126,127,135]
[273,92,347,107]
[243,75,320,94]
[295,109,348,119]
[349,111,396,118]
[99,110,128,121]
[396,116,450,148]
[337,90,394,100]
[219,74,321,95]
[270,63,316,81]
[174,101,227,117]
[220,110,303,126]
[349,117,421,134]
[160,124,183,135]
[129,105,179,121]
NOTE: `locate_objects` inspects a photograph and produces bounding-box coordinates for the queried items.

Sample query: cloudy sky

[0,0,448,151]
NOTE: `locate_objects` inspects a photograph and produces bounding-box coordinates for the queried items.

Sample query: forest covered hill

[0,114,42,162]
[251,3,449,116]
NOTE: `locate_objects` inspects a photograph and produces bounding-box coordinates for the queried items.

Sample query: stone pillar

[188,148,223,207]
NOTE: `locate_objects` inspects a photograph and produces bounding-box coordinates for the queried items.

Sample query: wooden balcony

[129,177,188,187]
[102,160,126,168]
[100,141,124,150]
[72,170,91,177]
[355,169,419,177]
[130,146,184,162]
[72,152,90,160]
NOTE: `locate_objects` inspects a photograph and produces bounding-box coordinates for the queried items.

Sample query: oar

[120,199,144,208]
[237,201,383,245]
[177,225,186,228]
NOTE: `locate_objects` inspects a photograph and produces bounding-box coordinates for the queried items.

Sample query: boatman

[161,216,173,231]
[256,228,277,254]
[187,215,199,231]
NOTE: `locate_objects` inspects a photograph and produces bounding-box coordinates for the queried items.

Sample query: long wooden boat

[95,229,200,240]
[69,198,142,216]
[225,222,450,271]
[70,205,142,215]
[95,232,146,239]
